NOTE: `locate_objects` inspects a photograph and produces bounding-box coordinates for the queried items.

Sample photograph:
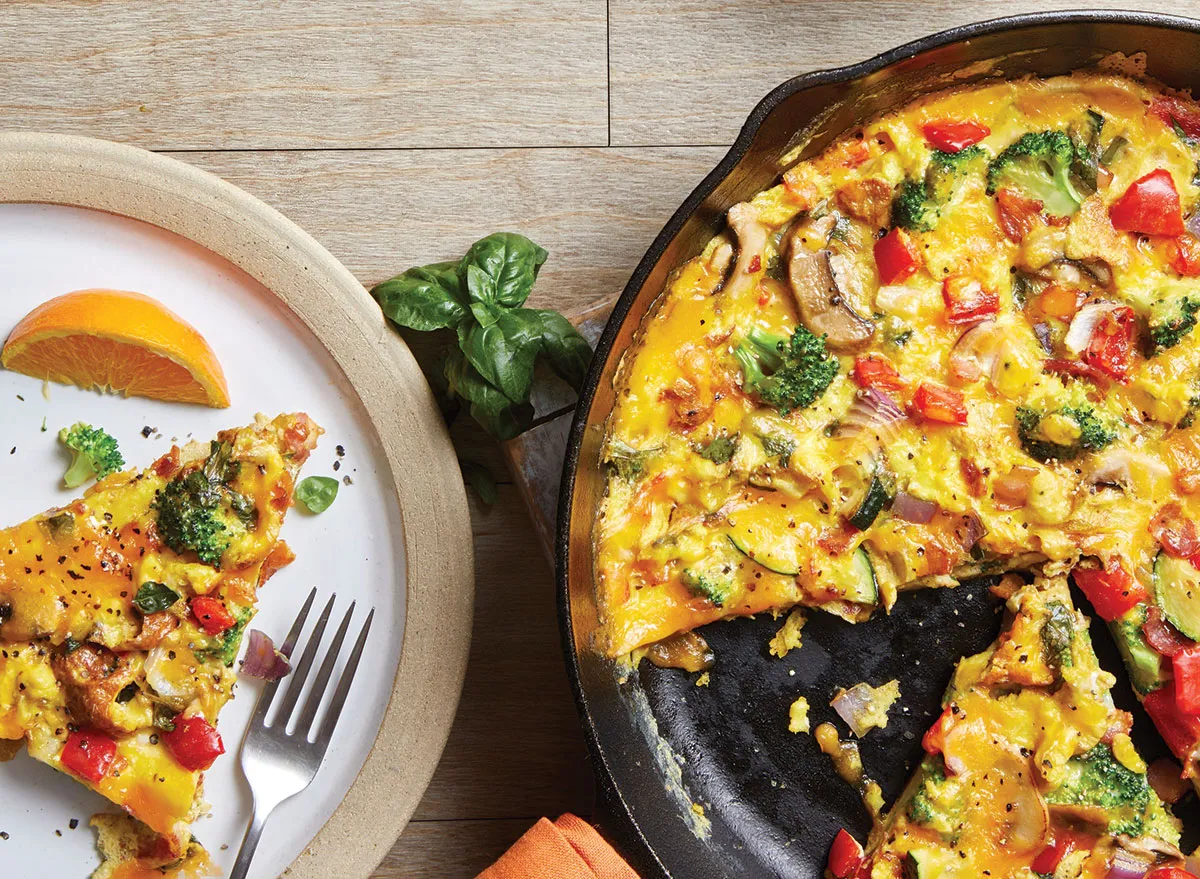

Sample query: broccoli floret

[891,148,986,233]
[734,326,838,415]
[198,606,253,666]
[1149,289,1200,351]
[891,178,938,232]
[1045,744,1175,841]
[905,758,962,840]
[681,549,739,606]
[925,146,987,203]
[987,131,1086,217]
[152,441,243,567]
[1015,405,1117,462]
[57,423,124,488]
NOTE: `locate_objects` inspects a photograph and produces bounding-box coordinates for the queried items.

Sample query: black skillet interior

[559,12,1200,879]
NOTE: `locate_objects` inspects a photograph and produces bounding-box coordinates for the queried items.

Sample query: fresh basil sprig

[372,233,592,440]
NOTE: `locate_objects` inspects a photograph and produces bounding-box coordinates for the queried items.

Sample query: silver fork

[229,587,375,879]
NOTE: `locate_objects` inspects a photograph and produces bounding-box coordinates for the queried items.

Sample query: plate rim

[0,131,474,878]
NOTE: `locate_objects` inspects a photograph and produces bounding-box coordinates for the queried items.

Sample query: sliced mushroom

[987,750,1050,854]
[723,202,769,299]
[787,233,874,351]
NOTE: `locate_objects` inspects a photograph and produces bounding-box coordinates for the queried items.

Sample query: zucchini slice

[848,476,889,531]
[838,546,879,606]
[726,505,801,575]
[1152,550,1200,641]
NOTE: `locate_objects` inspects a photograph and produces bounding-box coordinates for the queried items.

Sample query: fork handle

[229,802,272,879]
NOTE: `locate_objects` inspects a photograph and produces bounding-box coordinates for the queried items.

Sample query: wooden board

[608,0,1200,146]
[0,133,474,879]
[0,1,607,150]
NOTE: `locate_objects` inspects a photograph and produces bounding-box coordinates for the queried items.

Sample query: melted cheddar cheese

[0,412,319,870]
[595,72,1200,797]
[863,576,1184,877]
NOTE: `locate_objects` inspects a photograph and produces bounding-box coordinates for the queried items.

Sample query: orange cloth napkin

[477,814,640,879]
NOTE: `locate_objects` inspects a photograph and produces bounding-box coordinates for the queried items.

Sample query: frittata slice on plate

[0,413,320,871]
[854,574,1186,879]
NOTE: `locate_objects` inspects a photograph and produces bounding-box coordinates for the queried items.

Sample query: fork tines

[252,587,374,746]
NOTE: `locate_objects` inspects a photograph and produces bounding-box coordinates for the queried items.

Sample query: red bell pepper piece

[942,276,999,325]
[1109,169,1186,236]
[1030,829,1094,875]
[1151,95,1200,138]
[1142,685,1200,763]
[1082,306,1136,383]
[913,382,968,425]
[1168,234,1200,277]
[873,227,922,284]
[163,714,226,771]
[995,187,1044,242]
[191,596,237,635]
[1175,645,1200,714]
[1071,563,1148,622]
[1146,867,1200,879]
[61,728,118,785]
[922,119,990,153]
[852,355,905,392]
[827,828,864,879]
[921,706,954,756]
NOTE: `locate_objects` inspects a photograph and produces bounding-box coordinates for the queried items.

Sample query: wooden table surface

[3,1,1197,874]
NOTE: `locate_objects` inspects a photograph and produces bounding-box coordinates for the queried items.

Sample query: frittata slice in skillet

[853,574,1186,879]
[0,412,319,869]
[595,71,1200,789]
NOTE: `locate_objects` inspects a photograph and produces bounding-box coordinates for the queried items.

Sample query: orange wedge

[1,289,230,408]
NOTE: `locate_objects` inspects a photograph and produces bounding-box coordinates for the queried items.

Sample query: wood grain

[412,487,595,822]
[609,0,1200,146]
[376,819,536,878]
[0,0,607,150]
[180,146,727,313]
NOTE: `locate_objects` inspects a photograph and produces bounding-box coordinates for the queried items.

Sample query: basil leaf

[528,309,592,390]
[459,232,547,310]
[458,311,543,404]
[465,264,501,327]
[295,476,339,514]
[133,581,180,614]
[371,261,467,332]
[443,349,534,441]
[458,457,498,506]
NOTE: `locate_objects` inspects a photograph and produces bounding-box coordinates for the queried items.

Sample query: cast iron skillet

[558,11,1200,878]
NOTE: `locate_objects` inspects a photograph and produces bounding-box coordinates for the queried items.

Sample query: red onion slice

[948,320,1003,384]
[892,491,937,524]
[1106,848,1152,879]
[1187,210,1200,240]
[242,629,292,681]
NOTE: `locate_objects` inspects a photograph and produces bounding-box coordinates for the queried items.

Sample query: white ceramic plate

[0,133,473,879]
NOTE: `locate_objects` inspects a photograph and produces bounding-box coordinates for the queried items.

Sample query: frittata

[594,69,1200,859]
[0,412,319,875]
